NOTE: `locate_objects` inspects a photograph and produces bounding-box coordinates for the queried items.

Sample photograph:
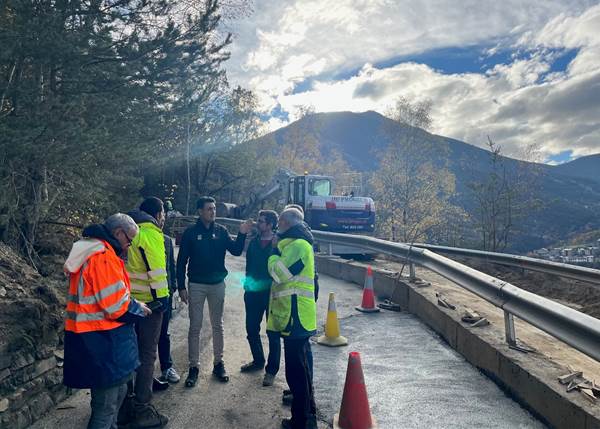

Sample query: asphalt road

[31,255,544,429]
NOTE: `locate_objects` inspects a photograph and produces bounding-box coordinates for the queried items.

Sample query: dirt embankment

[0,242,67,428]
[375,254,600,319]
[464,259,600,319]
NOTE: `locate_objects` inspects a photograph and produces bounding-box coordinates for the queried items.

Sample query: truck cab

[287,174,375,233]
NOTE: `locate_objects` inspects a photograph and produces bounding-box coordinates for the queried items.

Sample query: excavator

[217,168,375,235]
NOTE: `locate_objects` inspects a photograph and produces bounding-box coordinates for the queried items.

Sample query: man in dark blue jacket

[177,196,252,387]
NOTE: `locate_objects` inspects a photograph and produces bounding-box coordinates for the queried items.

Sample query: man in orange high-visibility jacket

[63,213,150,429]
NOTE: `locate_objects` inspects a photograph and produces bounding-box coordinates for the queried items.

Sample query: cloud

[225,1,600,160]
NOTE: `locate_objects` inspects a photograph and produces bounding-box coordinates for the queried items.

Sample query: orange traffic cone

[317,292,348,347]
[334,352,378,429]
[356,266,380,313]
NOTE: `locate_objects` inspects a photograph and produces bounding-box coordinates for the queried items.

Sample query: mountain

[250,111,600,252]
[554,154,600,183]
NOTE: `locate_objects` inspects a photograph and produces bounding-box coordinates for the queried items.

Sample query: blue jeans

[244,290,281,375]
[88,382,128,429]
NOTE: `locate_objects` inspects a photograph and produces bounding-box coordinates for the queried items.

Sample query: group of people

[62,195,318,429]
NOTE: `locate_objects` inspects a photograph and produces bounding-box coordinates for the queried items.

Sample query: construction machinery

[218,169,375,234]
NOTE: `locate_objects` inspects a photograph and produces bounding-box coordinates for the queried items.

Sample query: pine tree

[0,0,234,267]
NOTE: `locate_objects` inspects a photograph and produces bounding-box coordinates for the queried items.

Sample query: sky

[225,1,600,163]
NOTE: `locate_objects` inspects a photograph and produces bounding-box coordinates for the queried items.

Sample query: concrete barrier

[316,255,600,429]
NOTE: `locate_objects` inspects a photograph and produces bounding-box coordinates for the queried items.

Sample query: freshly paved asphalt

[31,255,544,428]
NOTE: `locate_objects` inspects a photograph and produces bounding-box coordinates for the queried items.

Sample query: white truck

[217,169,376,254]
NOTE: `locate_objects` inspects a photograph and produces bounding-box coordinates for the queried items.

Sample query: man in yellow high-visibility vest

[125,197,169,428]
[267,208,317,429]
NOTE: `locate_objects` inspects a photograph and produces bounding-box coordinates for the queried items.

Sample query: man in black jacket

[177,196,252,387]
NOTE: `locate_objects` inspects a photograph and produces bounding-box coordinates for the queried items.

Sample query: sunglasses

[122,230,133,245]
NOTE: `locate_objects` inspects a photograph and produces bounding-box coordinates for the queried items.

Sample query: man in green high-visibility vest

[267,207,317,429]
[125,197,169,428]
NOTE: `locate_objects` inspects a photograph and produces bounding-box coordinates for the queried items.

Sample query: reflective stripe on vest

[271,288,315,299]
[128,272,149,280]
[69,279,126,305]
[269,259,294,284]
[66,291,129,322]
[129,279,168,292]
[148,268,167,277]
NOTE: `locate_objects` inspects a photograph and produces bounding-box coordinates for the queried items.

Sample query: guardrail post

[328,243,333,256]
[409,262,416,280]
[503,310,535,353]
[504,311,517,346]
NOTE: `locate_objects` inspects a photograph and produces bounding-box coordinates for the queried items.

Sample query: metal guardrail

[411,243,600,286]
[217,217,600,362]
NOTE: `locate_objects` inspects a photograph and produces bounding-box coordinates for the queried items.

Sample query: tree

[143,87,268,213]
[278,105,322,174]
[371,96,461,244]
[468,137,543,252]
[371,147,457,243]
[0,0,234,267]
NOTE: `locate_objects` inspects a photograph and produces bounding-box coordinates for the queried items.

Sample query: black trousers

[134,310,163,404]
[244,290,281,375]
[284,337,317,428]
[158,296,173,372]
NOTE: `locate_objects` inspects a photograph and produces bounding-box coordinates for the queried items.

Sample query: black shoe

[131,403,168,428]
[117,393,135,427]
[281,417,315,429]
[185,366,199,388]
[240,361,264,373]
[152,377,169,392]
[282,392,293,406]
[213,362,229,382]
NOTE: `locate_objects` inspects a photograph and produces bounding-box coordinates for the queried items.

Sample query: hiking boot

[161,367,180,383]
[282,391,293,406]
[152,377,169,392]
[262,373,275,386]
[281,418,293,429]
[117,393,135,427]
[131,403,168,428]
[213,362,229,382]
[240,361,264,373]
[185,366,199,388]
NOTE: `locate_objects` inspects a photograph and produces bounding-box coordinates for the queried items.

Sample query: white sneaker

[162,367,180,383]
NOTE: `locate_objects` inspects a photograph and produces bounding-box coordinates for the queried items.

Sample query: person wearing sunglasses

[63,213,151,429]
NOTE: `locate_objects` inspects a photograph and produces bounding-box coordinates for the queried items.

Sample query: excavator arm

[234,168,296,218]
